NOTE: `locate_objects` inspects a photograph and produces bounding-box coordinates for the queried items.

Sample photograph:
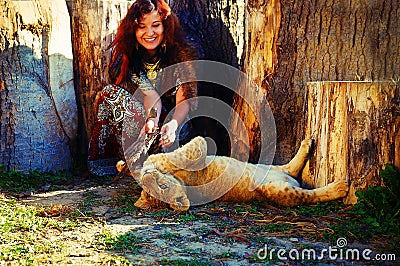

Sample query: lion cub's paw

[116,160,126,172]
[134,190,167,209]
[300,139,314,153]
[329,180,349,197]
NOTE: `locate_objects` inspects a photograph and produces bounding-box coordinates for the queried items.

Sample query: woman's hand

[139,118,159,137]
[145,118,158,133]
[160,119,178,147]
[141,90,161,137]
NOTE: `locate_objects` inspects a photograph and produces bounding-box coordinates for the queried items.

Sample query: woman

[88,0,198,176]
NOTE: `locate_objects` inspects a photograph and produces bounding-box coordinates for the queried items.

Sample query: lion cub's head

[134,168,190,211]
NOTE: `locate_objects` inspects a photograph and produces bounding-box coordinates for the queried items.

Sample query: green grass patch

[0,164,70,194]
[323,164,400,245]
[74,191,102,216]
[159,232,182,240]
[352,164,400,237]
[96,231,142,254]
[234,201,263,214]
[147,209,171,218]
[159,258,210,266]
[113,192,140,214]
[0,198,79,264]
[289,200,345,216]
[176,213,197,222]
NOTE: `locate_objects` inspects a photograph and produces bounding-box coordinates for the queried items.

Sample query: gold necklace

[143,59,160,80]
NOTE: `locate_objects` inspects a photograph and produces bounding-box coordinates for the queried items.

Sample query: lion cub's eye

[159,184,168,189]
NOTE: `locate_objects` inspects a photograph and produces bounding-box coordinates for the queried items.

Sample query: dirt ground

[17,172,398,266]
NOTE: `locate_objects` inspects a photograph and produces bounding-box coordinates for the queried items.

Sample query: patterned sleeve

[131,72,155,91]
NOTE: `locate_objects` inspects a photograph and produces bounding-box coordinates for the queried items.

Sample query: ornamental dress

[87,61,196,177]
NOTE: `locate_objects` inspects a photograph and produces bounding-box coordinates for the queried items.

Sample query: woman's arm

[160,86,190,147]
[142,89,162,133]
[171,86,190,125]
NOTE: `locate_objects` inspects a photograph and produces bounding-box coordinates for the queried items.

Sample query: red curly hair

[108,0,196,85]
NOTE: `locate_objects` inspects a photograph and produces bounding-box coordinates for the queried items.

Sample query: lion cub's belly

[199,157,300,202]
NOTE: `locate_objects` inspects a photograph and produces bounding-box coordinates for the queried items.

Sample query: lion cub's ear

[134,190,166,209]
[134,191,153,209]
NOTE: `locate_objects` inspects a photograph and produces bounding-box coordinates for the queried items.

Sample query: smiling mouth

[144,37,157,42]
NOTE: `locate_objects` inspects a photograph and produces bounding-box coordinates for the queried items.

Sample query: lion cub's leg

[307,180,349,203]
[142,136,207,173]
[165,136,207,170]
[278,139,313,177]
[257,179,348,206]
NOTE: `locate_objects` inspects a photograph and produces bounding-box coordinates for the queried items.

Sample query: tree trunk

[69,0,131,164]
[169,0,245,156]
[229,0,281,163]
[302,81,400,204]
[171,0,280,162]
[0,0,76,172]
[170,0,245,68]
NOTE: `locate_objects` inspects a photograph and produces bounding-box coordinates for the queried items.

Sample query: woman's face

[135,10,164,54]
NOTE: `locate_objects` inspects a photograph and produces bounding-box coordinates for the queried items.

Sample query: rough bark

[0,0,76,172]
[302,81,400,204]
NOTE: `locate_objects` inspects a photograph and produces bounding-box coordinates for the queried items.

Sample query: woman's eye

[153,23,161,27]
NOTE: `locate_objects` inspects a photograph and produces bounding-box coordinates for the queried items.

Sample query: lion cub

[128,136,348,211]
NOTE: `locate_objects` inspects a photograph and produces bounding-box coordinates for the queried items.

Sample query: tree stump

[302,81,400,204]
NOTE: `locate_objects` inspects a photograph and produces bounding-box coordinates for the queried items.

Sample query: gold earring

[161,42,166,53]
